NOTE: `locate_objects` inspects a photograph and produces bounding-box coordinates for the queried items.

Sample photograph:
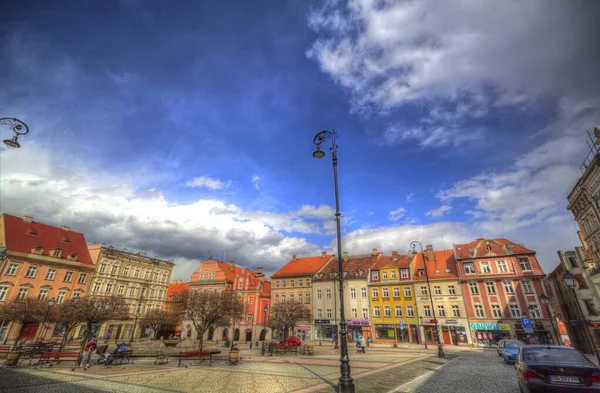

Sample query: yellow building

[369,252,419,343]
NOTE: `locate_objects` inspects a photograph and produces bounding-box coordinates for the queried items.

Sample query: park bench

[154,350,169,365]
[0,345,10,356]
[178,351,213,367]
[36,351,79,367]
[109,350,133,365]
[274,343,298,355]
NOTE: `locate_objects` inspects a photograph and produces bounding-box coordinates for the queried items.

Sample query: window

[497,260,508,272]
[519,258,532,271]
[361,288,367,298]
[327,309,332,318]
[393,287,400,297]
[298,280,303,287]
[298,293,303,303]
[469,282,479,294]
[400,269,408,278]
[485,281,496,294]
[306,279,310,286]
[350,288,356,298]
[317,289,322,299]
[275,281,280,288]
[248,296,254,304]
[382,288,389,297]
[123,267,130,276]
[492,304,502,318]
[136,303,142,314]
[406,306,414,317]
[317,309,322,318]
[275,295,280,303]
[118,285,125,295]
[391,271,396,279]
[46,269,56,280]
[0,286,8,301]
[111,266,118,275]
[395,306,402,316]
[53,249,61,257]
[421,286,428,296]
[129,287,135,297]
[99,264,107,274]
[145,271,150,279]
[424,305,431,317]
[141,287,147,297]
[5,263,18,276]
[382,272,388,280]
[94,282,102,292]
[584,300,599,316]
[509,304,520,318]
[305,293,310,303]
[362,308,368,319]
[106,283,113,293]
[576,275,588,289]
[64,271,73,282]
[418,269,425,276]
[25,266,37,278]
[437,305,445,317]
[568,256,579,268]
[434,286,441,295]
[282,280,288,288]
[326,289,332,299]
[464,263,475,274]
[371,271,379,280]
[134,269,140,278]
[352,308,358,318]
[448,285,456,295]
[374,306,381,316]
[481,262,491,273]
[475,304,484,318]
[529,304,542,319]
[55,291,66,303]
[289,293,294,302]
[404,287,411,297]
[38,289,48,301]
[452,305,460,317]
[372,288,379,298]
[503,280,514,294]
[17,288,29,299]
[281,294,286,302]
[384,306,391,316]
[78,274,87,284]
[290,280,295,287]
[521,279,534,294]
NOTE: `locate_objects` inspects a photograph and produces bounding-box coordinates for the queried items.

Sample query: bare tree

[0,298,46,350]
[139,308,179,339]
[269,301,311,340]
[179,290,244,350]
[49,299,86,350]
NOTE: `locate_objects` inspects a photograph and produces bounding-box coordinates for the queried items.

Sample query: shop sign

[442,319,459,325]
[314,319,331,324]
[498,323,510,331]
[297,325,311,330]
[587,322,600,329]
[421,319,437,324]
[470,322,509,331]
[347,319,370,326]
[376,324,395,328]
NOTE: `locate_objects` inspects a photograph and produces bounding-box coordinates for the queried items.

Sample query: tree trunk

[11,323,26,351]
[75,323,92,369]
[199,333,204,351]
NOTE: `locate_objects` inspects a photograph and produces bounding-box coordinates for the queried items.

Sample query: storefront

[470,322,511,347]
[441,319,469,345]
[514,322,552,344]
[295,325,312,341]
[375,324,396,341]
[314,319,335,341]
[346,320,371,341]
[396,323,419,343]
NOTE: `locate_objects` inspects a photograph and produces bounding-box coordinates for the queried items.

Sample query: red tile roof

[271,253,334,277]
[454,238,535,259]
[413,249,458,280]
[2,213,93,265]
[314,253,382,279]
[370,253,411,271]
[167,281,190,297]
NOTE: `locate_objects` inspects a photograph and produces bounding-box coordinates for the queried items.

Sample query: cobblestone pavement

[397,350,519,393]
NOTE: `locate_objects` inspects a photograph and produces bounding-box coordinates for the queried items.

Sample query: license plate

[550,375,579,384]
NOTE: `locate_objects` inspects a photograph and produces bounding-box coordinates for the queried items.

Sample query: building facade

[85,244,174,341]
[414,246,471,346]
[271,252,332,341]
[0,214,95,344]
[369,251,419,344]
[187,259,270,343]
[454,238,551,346]
[312,250,381,342]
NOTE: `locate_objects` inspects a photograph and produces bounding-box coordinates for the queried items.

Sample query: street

[398,350,519,393]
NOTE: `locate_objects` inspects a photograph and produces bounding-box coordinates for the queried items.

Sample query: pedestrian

[83,337,97,369]
[105,331,111,343]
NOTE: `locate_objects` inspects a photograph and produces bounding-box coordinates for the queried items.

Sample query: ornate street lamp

[1,117,29,149]
[411,241,445,358]
[539,294,559,344]
[312,129,354,393]
[38,297,56,340]
[262,305,268,356]
[563,271,600,364]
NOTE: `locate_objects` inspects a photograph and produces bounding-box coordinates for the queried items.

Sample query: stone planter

[229,348,239,365]
[163,340,179,348]
[5,351,22,366]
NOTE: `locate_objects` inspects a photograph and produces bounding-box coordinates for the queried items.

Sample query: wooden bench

[274,343,298,355]
[109,350,133,365]
[178,351,213,367]
[36,352,79,367]
[154,350,169,365]
[0,345,10,356]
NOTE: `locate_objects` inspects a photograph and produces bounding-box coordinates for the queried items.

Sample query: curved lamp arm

[1,117,29,149]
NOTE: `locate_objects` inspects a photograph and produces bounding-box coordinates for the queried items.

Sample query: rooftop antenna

[223,247,227,262]
[206,249,212,260]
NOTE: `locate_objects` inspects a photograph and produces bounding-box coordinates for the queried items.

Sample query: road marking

[386,356,459,393]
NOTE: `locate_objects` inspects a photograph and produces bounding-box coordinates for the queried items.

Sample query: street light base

[338,378,355,393]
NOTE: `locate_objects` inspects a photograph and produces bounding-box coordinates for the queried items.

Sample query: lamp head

[563,271,577,289]
[3,136,20,149]
[264,305,268,313]
[312,146,326,159]
[48,297,56,306]
[539,294,549,305]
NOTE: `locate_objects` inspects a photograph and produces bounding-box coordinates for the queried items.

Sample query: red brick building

[454,238,551,346]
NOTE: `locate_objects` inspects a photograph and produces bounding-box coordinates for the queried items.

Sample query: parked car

[515,345,600,392]
[501,340,523,364]
[280,336,301,346]
[497,339,506,357]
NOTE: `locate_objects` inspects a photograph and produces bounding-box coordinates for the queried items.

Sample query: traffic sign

[181,327,186,332]
[399,322,404,328]
[521,316,533,329]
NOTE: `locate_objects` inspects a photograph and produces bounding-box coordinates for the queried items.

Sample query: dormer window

[52,248,62,258]
[435,269,440,274]
[28,231,39,237]
[32,246,43,255]
[418,269,425,276]
[507,244,515,249]
[62,238,72,244]
[67,253,78,261]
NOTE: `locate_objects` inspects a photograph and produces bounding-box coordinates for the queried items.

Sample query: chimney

[60,225,70,232]
[343,251,348,261]
[425,245,434,261]
[256,266,264,275]
[476,237,484,241]
[321,251,327,258]
[392,251,398,257]
[426,245,433,251]
[229,261,235,272]
[292,255,297,262]
[23,215,33,224]
[372,248,378,256]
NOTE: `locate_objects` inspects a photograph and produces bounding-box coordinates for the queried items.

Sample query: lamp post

[1,117,29,149]
[312,129,354,393]
[131,312,141,343]
[539,294,559,344]
[411,241,445,358]
[419,317,428,349]
[564,271,600,364]
[38,297,56,341]
[262,305,268,356]
[527,305,540,343]
[231,315,236,350]
[249,314,254,349]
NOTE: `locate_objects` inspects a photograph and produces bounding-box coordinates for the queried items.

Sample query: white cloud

[252,175,262,191]
[185,176,233,191]
[388,207,407,222]
[296,204,335,220]
[405,192,415,203]
[426,205,452,218]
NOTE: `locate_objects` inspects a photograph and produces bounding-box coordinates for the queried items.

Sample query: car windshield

[504,341,522,349]
[522,348,589,363]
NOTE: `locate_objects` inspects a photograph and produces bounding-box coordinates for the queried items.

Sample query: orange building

[0,214,95,344]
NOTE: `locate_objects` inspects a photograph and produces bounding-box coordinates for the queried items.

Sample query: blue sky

[1,0,599,279]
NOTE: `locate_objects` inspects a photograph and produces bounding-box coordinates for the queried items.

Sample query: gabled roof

[271,253,334,278]
[413,249,458,280]
[1,213,93,265]
[370,253,411,271]
[167,281,189,298]
[314,253,382,280]
[454,238,535,259]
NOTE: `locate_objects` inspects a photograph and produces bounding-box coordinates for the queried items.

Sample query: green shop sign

[470,323,510,331]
